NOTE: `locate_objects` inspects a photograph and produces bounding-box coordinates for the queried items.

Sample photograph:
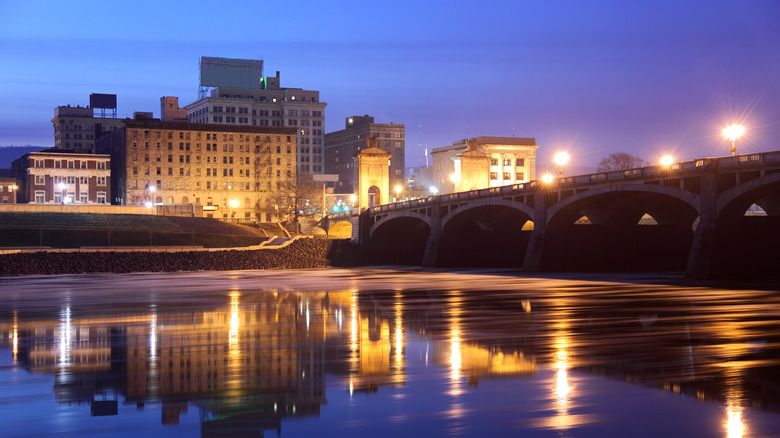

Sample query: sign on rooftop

[200,56,264,89]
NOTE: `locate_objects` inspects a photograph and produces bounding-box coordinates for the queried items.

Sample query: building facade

[324,115,405,194]
[96,119,297,222]
[11,148,111,204]
[52,94,125,152]
[432,137,539,193]
[0,170,19,204]
[185,71,326,176]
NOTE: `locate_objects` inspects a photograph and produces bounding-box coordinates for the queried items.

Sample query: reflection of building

[97,119,296,221]
[325,115,405,193]
[11,148,111,204]
[432,137,538,194]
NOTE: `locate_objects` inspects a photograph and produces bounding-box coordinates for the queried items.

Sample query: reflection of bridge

[328,151,780,278]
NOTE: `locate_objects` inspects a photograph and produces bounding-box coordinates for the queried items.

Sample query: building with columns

[431,137,538,194]
[325,115,405,194]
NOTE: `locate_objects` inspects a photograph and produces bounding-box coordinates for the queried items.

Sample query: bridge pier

[685,172,716,279]
[522,190,548,272]
[421,204,442,267]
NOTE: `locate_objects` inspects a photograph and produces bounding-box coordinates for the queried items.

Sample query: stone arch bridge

[324,151,780,279]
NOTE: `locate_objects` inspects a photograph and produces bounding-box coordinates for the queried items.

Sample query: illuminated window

[490,172,498,180]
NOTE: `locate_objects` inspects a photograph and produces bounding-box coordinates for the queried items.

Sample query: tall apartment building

[431,137,538,194]
[324,115,405,193]
[52,94,125,152]
[11,148,111,204]
[185,63,326,175]
[97,119,296,222]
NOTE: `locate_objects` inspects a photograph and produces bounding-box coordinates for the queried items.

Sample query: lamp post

[10,184,18,204]
[553,152,570,177]
[722,124,745,156]
[395,185,402,202]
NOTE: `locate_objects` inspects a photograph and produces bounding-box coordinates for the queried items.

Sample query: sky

[1,0,779,172]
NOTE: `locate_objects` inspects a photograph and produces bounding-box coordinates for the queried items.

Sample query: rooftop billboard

[200,57,264,89]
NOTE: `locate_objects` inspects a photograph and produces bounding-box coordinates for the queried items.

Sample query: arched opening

[369,217,430,265]
[166,196,174,204]
[543,192,698,272]
[712,182,780,278]
[437,205,533,267]
[181,196,189,203]
[368,186,380,208]
[329,221,353,239]
[155,196,162,204]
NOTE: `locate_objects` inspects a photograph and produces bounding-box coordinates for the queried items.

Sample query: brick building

[11,148,111,204]
[97,119,296,222]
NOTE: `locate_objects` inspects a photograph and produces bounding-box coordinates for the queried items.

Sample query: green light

[333,206,340,212]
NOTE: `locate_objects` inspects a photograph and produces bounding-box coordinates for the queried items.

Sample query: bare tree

[597,152,646,172]
[270,174,324,225]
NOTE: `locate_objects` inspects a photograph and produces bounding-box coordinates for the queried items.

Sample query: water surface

[1,269,779,437]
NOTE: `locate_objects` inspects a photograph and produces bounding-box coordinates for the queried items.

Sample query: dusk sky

[1,0,779,172]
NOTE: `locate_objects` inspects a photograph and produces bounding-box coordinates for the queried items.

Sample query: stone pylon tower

[453,138,490,191]
[354,137,391,210]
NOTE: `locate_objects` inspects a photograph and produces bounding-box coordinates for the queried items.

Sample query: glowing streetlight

[722,124,745,156]
[10,184,18,203]
[659,155,675,168]
[429,186,439,195]
[394,185,402,201]
[57,182,67,204]
[350,194,357,207]
[554,152,570,177]
[541,173,554,184]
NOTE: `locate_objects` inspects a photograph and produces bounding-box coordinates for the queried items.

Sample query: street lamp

[350,194,357,208]
[394,185,402,202]
[541,173,554,184]
[554,152,570,177]
[10,184,18,203]
[429,186,439,195]
[229,199,239,222]
[659,155,675,168]
[722,124,745,156]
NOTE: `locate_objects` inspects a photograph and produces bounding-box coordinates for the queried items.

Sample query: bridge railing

[334,150,780,218]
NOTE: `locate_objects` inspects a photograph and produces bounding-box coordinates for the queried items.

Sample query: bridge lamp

[659,155,675,168]
[145,201,153,209]
[722,124,745,156]
[395,185,403,201]
[541,173,554,184]
[554,152,570,176]
[350,194,357,206]
[429,186,439,195]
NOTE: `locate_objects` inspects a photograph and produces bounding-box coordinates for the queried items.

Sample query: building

[96,118,296,222]
[0,169,19,204]
[324,115,405,194]
[11,148,111,204]
[432,137,538,194]
[185,58,326,176]
[52,94,125,152]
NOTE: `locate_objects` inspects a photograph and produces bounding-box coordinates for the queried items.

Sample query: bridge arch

[711,172,780,278]
[368,212,431,265]
[328,220,353,239]
[541,185,700,272]
[436,198,534,267]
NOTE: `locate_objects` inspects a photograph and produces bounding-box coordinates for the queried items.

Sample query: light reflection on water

[0,269,779,437]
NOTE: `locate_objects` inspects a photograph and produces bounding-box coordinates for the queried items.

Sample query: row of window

[34,190,106,204]
[32,159,107,169]
[489,172,525,181]
[490,158,526,167]
[34,175,107,185]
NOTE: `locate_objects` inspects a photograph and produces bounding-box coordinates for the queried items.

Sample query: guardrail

[327,150,780,218]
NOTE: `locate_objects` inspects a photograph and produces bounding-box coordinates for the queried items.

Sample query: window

[503,172,511,180]
[503,158,511,166]
[35,190,45,203]
[97,191,106,204]
[35,175,45,185]
[80,192,88,203]
[516,158,525,167]
[97,177,107,185]
[490,158,498,166]
[490,172,498,180]
[79,176,88,184]
[516,172,525,181]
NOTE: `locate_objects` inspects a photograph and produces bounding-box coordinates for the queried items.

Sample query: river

[1,268,779,437]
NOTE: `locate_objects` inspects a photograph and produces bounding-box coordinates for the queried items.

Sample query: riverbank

[0,239,364,276]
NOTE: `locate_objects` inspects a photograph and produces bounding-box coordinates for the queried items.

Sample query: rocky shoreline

[0,239,365,276]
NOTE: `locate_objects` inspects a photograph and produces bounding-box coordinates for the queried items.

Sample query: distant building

[432,137,539,194]
[160,96,188,122]
[96,119,296,222]
[185,58,326,176]
[52,94,125,152]
[0,169,19,204]
[324,115,405,194]
[11,148,111,204]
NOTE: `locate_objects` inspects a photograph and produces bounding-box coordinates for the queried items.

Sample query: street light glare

[553,151,570,166]
[722,124,745,142]
[541,173,554,184]
[659,155,675,167]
